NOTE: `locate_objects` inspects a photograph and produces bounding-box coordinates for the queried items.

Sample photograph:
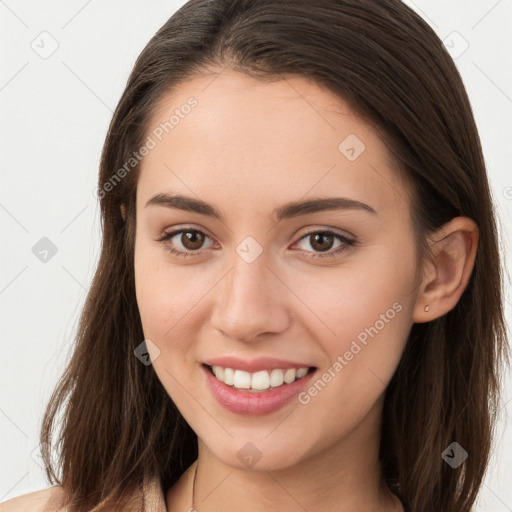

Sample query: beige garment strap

[142,472,168,512]
[37,474,166,512]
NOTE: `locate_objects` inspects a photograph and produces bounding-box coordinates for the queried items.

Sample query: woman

[1,0,508,511]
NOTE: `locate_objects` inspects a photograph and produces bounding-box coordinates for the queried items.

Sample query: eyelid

[291,229,356,259]
[157,224,355,242]
[157,224,357,258]
[157,223,213,239]
[156,225,217,251]
[293,224,356,241]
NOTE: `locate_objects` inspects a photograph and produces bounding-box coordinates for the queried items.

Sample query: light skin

[124,69,478,511]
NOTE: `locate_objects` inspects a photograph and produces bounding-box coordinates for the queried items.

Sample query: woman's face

[134,70,422,471]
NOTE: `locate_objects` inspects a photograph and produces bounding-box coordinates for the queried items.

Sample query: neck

[185,399,401,512]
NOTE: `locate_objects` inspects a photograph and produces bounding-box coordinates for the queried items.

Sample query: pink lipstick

[201,362,317,416]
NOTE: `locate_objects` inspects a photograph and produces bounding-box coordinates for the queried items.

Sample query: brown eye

[309,233,335,252]
[157,228,215,258]
[180,230,205,250]
[294,229,356,260]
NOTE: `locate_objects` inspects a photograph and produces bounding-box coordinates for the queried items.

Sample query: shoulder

[0,485,66,512]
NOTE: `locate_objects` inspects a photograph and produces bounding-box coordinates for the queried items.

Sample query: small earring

[424,305,430,312]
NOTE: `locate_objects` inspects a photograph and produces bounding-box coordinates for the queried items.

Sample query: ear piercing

[424,305,430,312]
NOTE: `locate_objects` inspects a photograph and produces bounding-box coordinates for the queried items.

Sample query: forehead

[137,70,411,220]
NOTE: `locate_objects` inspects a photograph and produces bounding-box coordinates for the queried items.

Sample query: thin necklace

[190,459,198,511]
[189,460,403,512]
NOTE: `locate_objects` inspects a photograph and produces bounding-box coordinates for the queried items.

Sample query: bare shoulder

[0,485,66,512]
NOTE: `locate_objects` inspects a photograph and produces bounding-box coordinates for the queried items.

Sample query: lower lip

[202,364,317,416]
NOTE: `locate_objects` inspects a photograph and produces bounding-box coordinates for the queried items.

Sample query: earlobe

[120,203,126,221]
[413,217,479,323]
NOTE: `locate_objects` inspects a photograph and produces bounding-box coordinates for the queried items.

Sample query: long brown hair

[40,1,509,510]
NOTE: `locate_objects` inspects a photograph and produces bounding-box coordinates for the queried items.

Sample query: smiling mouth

[203,364,317,393]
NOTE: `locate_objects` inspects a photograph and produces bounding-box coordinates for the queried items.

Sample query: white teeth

[233,370,251,389]
[210,365,311,391]
[212,366,224,381]
[251,370,270,390]
[283,368,296,384]
[223,367,234,385]
[296,367,308,378]
[269,369,284,387]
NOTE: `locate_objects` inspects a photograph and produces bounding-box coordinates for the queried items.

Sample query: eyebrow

[145,193,377,221]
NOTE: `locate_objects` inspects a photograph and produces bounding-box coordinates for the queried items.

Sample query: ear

[120,203,126,221]
[412,216,479,323]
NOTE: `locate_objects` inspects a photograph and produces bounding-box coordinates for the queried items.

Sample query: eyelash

[156,227,357,260]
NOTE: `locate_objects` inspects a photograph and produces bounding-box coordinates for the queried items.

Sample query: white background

[1,0,511,510]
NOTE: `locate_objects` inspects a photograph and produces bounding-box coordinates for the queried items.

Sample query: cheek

[299,241,416,375]
[134,244,212,352]
[286,251,415,441]
[134,246,207,405]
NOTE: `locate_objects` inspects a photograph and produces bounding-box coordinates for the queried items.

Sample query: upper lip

[203,356,316,373]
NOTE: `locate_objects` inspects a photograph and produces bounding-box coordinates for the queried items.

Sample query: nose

[210,248,291,343]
